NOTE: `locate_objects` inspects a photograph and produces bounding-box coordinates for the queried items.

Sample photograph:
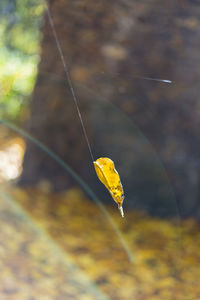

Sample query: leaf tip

[119,205,124,218]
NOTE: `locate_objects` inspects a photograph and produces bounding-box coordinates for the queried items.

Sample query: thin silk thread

[45,4,95,162]
[45,2,172,162]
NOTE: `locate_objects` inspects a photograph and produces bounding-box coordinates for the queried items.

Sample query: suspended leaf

[94,157,124,217]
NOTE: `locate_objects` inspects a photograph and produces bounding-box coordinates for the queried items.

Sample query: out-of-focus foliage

[2,184,198,300]
[0,188,108,300]
[0,0,44,121]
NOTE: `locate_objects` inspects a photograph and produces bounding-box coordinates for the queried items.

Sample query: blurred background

[0,0,200,299]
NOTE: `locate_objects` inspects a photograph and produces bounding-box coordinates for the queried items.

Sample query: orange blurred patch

[0,135,25,182]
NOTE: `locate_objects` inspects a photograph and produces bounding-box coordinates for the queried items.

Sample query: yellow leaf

[93,157,124,217]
